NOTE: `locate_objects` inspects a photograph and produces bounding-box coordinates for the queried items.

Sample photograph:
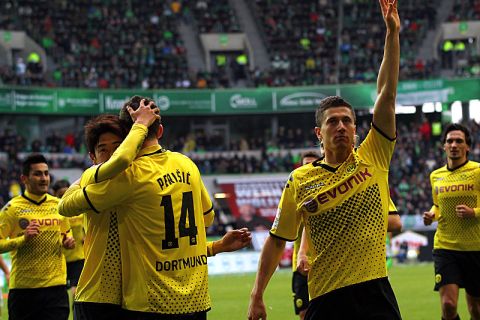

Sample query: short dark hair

[301,150,321,161]
[22,154,48,176]
[119,95,160,140]
[315,96,355,127]
[442,123,472,146]
[84,114,127,154]
[52,179,70,192]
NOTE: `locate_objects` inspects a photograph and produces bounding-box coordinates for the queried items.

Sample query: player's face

[21,163,50,196]
[302,156,318,166]
[315,107,356,152]
[91,132,122,165]
[444,130,469,161]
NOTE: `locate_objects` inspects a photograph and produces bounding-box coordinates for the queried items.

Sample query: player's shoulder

[431,165,448,177]
[45,193,60,204]
[467,160,480,169]
[0,199,14,213]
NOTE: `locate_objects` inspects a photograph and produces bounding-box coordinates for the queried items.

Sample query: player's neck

[447,157,468,170]
[323,149,352,167]
[142,138,160,149]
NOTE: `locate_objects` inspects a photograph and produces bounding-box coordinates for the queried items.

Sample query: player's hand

[379,0,400,32]
[296,252,310,276]
[63,236,76,249]
[128,99,160,127]
[455,205,474,219]
[215,228,252,254]
[24,221,40,240]
[248,294,267,320]
[422,211,435,226]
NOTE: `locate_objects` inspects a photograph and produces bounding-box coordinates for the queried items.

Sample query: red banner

[218,179,286,221]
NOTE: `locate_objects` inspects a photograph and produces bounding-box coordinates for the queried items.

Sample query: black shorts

[67,259,85,288]
[74,302,130,320]
[292,271,309,314]
[74,302,208,320]
[304,277,402,320]
[8,285,69,320]
[433,249,480,296]
[123,310,207,320]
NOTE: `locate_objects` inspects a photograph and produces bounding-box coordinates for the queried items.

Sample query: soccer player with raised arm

[248,1,401,319]
[0,154,75,320]
[423,123,480,320]
[59,96,250,319]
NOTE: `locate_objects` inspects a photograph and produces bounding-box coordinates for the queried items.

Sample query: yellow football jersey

[0,191,70,289]
[60,145,215,314]
[63,123,147,304]
[291,197,397,272]
[271,125,395,300]
[430,160,480,251]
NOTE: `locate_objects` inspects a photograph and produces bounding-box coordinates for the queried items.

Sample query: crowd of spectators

[185,0,241,33]
[2,116,480,221]
[250,0,442,87]
[1,0,477,89]
[0,0,215,89]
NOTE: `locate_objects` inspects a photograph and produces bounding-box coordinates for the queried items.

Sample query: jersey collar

[137,144,165,158]
[447,159,469,172]
[22,190,47,205]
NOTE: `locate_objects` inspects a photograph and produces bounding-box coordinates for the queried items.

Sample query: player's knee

[441,298,458,317]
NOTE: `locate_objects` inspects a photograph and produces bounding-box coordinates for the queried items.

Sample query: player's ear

[20,174,28,185]
[88,152,96,163]
[157,124,164,139]
[314,127,322,141]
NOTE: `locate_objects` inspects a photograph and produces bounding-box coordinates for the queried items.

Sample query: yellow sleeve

[0,203,26,253]
[388,198,397,212]
[94,123,147,183]
[200,180,215,227]
[58,185,92,217]
[430,172,440,221]
[206,241,215,257]
[357,124,396,171]
[270,175,302,241]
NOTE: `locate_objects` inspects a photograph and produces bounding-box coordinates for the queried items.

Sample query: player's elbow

[58,201,79,217]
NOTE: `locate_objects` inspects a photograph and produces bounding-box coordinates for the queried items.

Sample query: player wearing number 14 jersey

[60,96,214,318]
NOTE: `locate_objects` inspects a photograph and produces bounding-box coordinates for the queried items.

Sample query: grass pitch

[0,262,469,319]
[208,262,469,320]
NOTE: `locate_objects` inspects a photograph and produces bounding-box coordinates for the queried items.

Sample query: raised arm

[92,100,159,183]
[373,0,400,139]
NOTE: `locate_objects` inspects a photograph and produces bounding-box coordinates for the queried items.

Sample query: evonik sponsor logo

[316,168,372,204]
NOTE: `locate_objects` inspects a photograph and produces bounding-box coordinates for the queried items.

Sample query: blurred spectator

[235,204,271,231]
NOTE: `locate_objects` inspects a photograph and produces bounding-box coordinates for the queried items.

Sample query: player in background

[423,123,480,320]
[0,154,75,320]
[52,179,85,313]
[291,151,320,320]
[248,0,400,318]
[59,97,251,319]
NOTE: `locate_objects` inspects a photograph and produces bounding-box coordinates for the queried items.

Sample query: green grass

[0,263,469,319]
[209,263,470,320]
